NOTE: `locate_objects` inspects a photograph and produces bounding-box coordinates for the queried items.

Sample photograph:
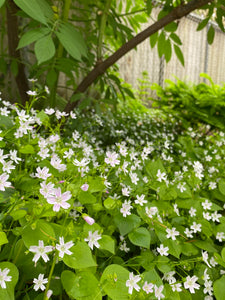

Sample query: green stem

[43,254,58,300]
[49,0,72,108]
[97,0,112,61]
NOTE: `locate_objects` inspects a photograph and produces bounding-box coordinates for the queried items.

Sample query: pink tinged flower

[47,289,53,299]
[184,275,200,294]
[29,240,53,263]
[142,281,154,294]
[154,285,165,300]
[135,194,147,206]
[83,215,95,225]
[126,272,141,294]
[47,188,71,212]
[104,151,120,167]
[81,183,89,191]
[202,251,211,268]
[33,274,48,291]
[0,173,11,191]
[40,181,55,198]
[56,237,74,258]
[84,230,102,250]
[0,268,12,289]
[35,166,51,180]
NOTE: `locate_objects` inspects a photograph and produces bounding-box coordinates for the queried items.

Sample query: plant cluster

[0,89,225,299]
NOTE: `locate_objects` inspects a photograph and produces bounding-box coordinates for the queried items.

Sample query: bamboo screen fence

[118,10,225,91]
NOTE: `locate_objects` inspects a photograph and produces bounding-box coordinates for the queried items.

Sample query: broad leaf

[214,275,225,300]
[0,262,19,300]
[0,0,5,9]
[114,213,141,236]
[14,0,48,24]
[0,231,8,246]
[63,241,97,269]
[150,32,158,48]
[128,227,151,248]
[34,35,55,65]
[56,22,87,61]
[174,44,184,66]
[17,28,50,49]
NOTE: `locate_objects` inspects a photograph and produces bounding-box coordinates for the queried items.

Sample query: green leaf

[170,33,182,45]
[197,17,209,31]
[146,0,152,15]
[164,39,172,63]
[14,0,48,24]
[10,210,27,221]
[128,227,151,248]
[17,28,50,49]
[150,32,158,48]
[19,144,35,154]
[78,190,96,204]
[174,44,184,66]
[36,110,49,124]
[61,270,102,300]
[56,22,87,61]
[143,268,163,286]
[219,179,225,196]
[114,214,141,236]
[100,264,130,300]
[34,35,55,65]
[63,241,97,269]
[0,0,5,9]
[158,31,166,58]
[214,275,225,300]
[22,219,55,248]
[164,239,181,258]
[99,235,115,254]
[207,25,215,44]
[194,240,218,253]
[165,22,178,32]
[0,231,8,246]
[0,262,19,300]
[146,159,165,179]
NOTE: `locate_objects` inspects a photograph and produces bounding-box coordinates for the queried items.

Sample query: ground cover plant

[0,88,225,300]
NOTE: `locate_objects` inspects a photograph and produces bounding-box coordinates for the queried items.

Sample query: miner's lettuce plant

[1,92,225,299]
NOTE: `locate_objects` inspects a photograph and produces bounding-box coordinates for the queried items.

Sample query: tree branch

[6,0,29,105]
[65,0,214,112]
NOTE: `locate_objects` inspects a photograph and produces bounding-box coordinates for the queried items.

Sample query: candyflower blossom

[0,173,11,191]
[33,274,48,291]
[126,272,141,294]
[157,244,169,256]
[0,268,12,288]
[154,285,165,300]
[35,166,51,180]
[56,237,74,258]
[166,227,179,240]
[84,230,102,250]
[184,275,200,293]
[46,187,71,212]
[29,240,53,263]
[104,151,120,167]
[120,200,132,217]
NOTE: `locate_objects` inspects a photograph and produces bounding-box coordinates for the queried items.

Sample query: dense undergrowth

[0,80,225,300]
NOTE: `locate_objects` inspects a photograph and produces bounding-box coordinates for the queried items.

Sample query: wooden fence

[118,10,225,91]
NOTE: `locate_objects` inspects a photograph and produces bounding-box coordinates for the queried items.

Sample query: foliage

[0,0,224,109]
[0,89,225,299]
[151,73,225,130]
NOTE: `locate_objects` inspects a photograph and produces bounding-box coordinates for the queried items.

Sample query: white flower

[190,222,202,233]
[33,274,48,291]
[184,275,200,293]
[135,194,147,206]
[156,169,167,182]
[209,181,217,189]
[216,232,225,242]
[81,183,89,191]
[209,256,218,267]
[173,204,180,216]
[0,268,12,289]
[46,188,71,212]
[29,240,53,263]
[142,281,154,294]
[166,227,179,240]
[104,151,120,167]
[202,251,211,268]
[126,272,141,294]
[84,230,102,250]
[56,237,74,258]
[27,90,37,96]
[189,207,196,217]
[154,285,165,300]
[171,283,182,292]
[184,228,193,238]
[162,271,176,284]
[40,181,55,198]
[0,173,11,191]
[211,211,222,222]
[35,166,51,180]
[177,182,186,193]
[202,199,212,210]
[120,200,132,217]
[157,244,169,256]
[145,206,158,218]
